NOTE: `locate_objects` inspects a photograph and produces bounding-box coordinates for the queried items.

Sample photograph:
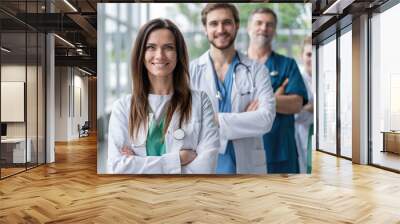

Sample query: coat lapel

[199,51,219,112]
[165,111,182,153]
[131,117,149,156]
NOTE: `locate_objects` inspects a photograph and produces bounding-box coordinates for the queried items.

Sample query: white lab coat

[107,90,220,174]
[295,72,313,173]
[190,51,276,174]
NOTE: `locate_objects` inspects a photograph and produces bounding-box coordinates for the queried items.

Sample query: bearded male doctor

[190,3,275,174]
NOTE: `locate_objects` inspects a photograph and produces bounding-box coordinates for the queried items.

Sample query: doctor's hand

[214,113,220,128]
[179,149,197,166]
[120,146,136,156]
[245,100,259,112]
[275,78,289,96]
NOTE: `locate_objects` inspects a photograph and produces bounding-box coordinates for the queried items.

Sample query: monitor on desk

[1,123,7,138]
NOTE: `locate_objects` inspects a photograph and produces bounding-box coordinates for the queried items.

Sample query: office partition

[0,0,47,179]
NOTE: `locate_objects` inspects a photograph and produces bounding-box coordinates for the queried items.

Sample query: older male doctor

[190,3,275,174]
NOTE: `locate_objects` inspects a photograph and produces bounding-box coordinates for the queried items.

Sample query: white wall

[55,67,68,141]
[54,67,89,141]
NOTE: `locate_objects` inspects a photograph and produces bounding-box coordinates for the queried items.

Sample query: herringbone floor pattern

[1,134,400,223]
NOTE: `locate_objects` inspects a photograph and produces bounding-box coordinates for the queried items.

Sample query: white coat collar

[197,50,219,112]
[198,50,251,66]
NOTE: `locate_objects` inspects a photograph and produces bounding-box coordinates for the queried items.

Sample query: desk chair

[79,121,90,138]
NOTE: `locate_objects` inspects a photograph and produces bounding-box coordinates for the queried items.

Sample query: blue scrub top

[210,53,239,174]
[263,51,308,164]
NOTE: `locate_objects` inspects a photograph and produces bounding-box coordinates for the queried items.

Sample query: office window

[371,3,400,171]
[339,29,352,158]
[317,37,337,154]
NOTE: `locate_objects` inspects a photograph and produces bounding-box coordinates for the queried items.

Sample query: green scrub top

[146,117,166,156]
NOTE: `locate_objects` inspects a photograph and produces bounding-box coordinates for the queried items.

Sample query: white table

[1,138,31,163]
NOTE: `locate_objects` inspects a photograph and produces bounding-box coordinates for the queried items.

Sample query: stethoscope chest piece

[173,129,185,140]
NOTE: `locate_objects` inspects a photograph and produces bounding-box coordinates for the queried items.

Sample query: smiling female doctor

[107,18,220,174]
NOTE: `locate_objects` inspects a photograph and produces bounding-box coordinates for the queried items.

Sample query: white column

[46,33,55,163]
[352,14,369,164]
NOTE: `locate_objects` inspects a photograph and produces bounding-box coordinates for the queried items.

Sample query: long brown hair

[129,18,192,139]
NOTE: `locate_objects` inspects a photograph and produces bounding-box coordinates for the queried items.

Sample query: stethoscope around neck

[211,52,256,101]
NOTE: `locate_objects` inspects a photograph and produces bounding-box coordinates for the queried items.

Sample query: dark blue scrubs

[210,53,240,174]
[263,51,308,173]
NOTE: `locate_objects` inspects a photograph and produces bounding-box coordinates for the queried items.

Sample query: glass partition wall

[317,35,337,155]
[316,26,353,159]
[370,3,400,171]
[316,1,400,172]
[1,31,27,177]
[339,27,352,159]
[0,1,46,179]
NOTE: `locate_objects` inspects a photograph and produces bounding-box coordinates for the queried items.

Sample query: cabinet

[382,131,400,154]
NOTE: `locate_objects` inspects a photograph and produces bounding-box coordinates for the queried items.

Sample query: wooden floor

[372,150,400,171]
[1,167,26,178]
[1,135,400,223]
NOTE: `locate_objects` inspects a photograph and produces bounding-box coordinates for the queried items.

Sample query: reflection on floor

[0,162,43,178]
[0,134,400,223]
[0,167,25,177]
[373,150,400,171]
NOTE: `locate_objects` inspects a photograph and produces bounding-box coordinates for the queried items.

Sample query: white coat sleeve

[107,98,181,174]
[182,92,220,174]
[218,64,276,140]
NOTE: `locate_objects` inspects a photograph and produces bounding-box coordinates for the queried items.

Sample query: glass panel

[371,4,400,171]
[0,0,46,178]
[1,31,27,177]
[339,30,352,158]
[318,37,337,154]
[38,32,45,165]
[27,31,38,169]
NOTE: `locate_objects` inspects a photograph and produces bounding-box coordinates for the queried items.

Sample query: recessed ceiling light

[78,67,92,76]
[323,0,354,15]
[1,47,11,53]
[54,34,75,48]
[63,0,78,12]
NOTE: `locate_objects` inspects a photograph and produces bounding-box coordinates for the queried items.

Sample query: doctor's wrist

[179,149,197,166]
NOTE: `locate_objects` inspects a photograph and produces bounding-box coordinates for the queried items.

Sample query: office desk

[1,138,31,164]
[381,131,400,154]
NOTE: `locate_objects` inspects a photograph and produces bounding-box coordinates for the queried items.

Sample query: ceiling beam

[55,55,96,72]
[67,13,97,40]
